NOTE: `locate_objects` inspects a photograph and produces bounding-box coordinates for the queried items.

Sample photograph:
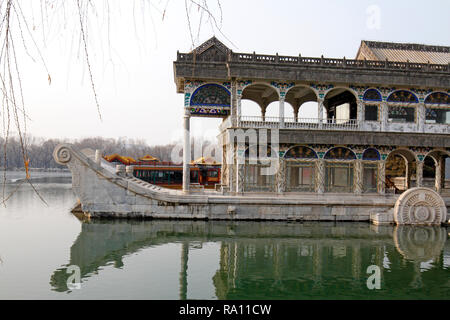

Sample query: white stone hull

[53,144,450,223]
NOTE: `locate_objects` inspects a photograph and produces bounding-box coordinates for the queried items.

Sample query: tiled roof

[356,41,450,65]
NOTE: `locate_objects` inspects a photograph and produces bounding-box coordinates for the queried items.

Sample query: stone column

[182,111,191,192]
[440,157,446,191]
[95,149,102,165]
[417,103,425,133]
[416,161,424,187]
[261,105,267,122]
[377,161,385,194]
[294,105,300,122]
[236,163,245,193]
[237,93,242,125]
[226,136,236,193]
[435,156,442,193]
[354,160,363,194]
[316,159,325,194]
[231,80,237,127]
[279,97,285,128]
[318,98,324,129]
[405,162,410,190]
[276,158,286,193]
[357,101,364,124]
[221,138,228,189]
[380,102,388,131]
[236,145,245,193]
[125,165,134,178]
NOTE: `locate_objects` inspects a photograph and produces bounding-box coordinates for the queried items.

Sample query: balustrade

[177,51,449,73]
[238,116,360,131]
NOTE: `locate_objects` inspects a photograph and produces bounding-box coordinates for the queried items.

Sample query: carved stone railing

[220,116,449,134]
[176,51,449,73]
[238,116,360,131]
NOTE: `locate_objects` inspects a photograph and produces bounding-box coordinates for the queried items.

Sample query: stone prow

[53,144,73,166]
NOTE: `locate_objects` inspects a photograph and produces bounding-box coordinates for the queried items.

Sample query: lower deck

[54,144,450,225]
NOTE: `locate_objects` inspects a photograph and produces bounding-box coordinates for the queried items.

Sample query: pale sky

[13,0,450,145]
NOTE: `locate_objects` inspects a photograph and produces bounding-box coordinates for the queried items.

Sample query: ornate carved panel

[393,187,447,225]
[387,90,419,103]
[424,92,450,105]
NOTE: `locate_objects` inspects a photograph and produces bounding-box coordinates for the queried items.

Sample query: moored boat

[54,38,450,225]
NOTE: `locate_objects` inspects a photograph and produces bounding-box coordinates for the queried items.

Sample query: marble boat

[54,38,450,225]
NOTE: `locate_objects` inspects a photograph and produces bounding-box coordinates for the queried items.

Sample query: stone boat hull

[53,144,449,224]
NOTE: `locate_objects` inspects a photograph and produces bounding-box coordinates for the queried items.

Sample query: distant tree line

[0,136,217,170]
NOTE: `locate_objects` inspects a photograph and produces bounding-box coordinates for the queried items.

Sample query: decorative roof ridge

[190,36,231,55]
[362,40,450,53]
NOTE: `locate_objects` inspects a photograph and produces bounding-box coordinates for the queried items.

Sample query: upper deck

[174,38,450,136]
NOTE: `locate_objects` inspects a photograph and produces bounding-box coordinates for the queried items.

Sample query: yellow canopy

[191,156,217,165]
[138,154,159,162]
[104,154,136,165]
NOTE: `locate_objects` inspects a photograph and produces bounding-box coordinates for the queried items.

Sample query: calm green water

[0,179,449,299]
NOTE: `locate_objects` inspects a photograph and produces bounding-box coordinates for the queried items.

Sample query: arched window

[284,146,318,159]
[363,89,382,102]
[363,89,381,121]
[324,147,356,160]
[424,92,450,125]
[362,148,380,161]
[387,90,418,123]
[190,84,231,117]
[362,89,381,121]
[387,90,418,103]
[424,92,450,105]
[284,146,317,192]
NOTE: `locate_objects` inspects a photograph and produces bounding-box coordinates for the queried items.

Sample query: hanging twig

[0,0,227,205]
[76,0,102,121]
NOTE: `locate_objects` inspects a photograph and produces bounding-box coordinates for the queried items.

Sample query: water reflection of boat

[393,226,448,289]
[50,220,449,299]
[393,226,447,262]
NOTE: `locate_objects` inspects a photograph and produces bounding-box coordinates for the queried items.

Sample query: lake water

[0,176,449,300]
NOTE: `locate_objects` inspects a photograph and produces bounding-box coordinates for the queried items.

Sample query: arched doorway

[324,147,356,193]
[284,146,318,192]
[385,149,417,193]
[241,84,279,121]
[323,88,357,123]
[243,145,276,192]
[423,150,450,192]
[362,148,381,193]
[285,86,318,122]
